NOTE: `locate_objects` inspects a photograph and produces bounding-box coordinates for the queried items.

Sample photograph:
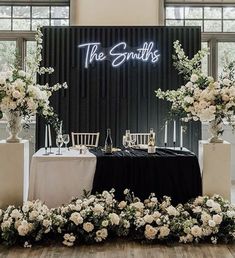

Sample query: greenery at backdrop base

[1,189,235,248]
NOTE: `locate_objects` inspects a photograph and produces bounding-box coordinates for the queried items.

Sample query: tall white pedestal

[0,140,29,208]
[199,140,231,201]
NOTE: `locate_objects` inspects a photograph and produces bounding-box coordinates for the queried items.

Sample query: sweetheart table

[29,147,202,208]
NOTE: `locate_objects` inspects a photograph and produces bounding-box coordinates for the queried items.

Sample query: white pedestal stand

[0,140,29,208]
[199,140,231,201]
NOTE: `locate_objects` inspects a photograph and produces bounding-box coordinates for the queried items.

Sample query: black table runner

[90,148,202,204]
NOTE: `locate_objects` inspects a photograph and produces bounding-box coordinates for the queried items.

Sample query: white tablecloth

[29,148,97,208]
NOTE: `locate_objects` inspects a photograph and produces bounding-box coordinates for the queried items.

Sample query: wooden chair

[71,132,100,147]
[130,133,155,145]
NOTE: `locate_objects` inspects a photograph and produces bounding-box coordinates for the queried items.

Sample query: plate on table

[101,147,122,153]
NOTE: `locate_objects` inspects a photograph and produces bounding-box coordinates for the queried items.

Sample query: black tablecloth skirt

[90,148,202,204]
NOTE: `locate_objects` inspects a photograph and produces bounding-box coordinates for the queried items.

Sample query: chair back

[71,132,100,147]
[130,133,155,145]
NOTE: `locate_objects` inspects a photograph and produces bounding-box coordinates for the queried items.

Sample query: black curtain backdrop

[36,26,201,154]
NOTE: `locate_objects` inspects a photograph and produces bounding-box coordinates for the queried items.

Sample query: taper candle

[180,126,183,149]
[164,121,168,145]
[173,120,176,143]
[45,124,48,148]
[48,124,52,147]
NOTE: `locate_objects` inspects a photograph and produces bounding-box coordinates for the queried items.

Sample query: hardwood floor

[1,187,235,257]
[0,241,235,258]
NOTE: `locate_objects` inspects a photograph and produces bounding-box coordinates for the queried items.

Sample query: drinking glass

[131,134,136,146]
[62,134,70,151]
[56,134,63,155]
[123,136,129,148]
[125,130,131,147]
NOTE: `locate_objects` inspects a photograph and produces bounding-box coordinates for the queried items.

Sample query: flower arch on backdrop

[0,190,235,247]
[155,41,235,143]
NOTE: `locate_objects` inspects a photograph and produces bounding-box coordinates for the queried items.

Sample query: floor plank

[0,242,235,258]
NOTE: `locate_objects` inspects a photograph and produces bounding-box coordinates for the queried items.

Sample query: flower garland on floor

[0,190,235,247]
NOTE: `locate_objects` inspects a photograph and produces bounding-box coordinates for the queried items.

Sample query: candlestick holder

[164,143,167,148]
[43,147,49,156]
[173,142,176,149]
[49,146,54,154]
[180,146,183,150]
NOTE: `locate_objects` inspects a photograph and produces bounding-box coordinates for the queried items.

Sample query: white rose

[29,210,38,220]
[18,221,30,236]
[109,213,120,225]
[185,96,194,104]
[159,226,170,238]
[143,214,154,224]
[92,204,104,214]
[203,228,212,236]
[101,220,109,227]
[12,90,21,99]
[208,219,216,228]
[11,209,22,219]
[83,222,94,232]
[43,219,51,228]
[211,202,221,213]
[222,94,230,102]
[70,212,83,225]
[223,78,231,86]
[213,82,220,89]
[185,81,193,88]
[191,225,202,237]
[227,210,235,218]
[18,70,26,77]
[153,211,161,220]
[1,220,11,230]
[144,224,158,240]
[212,214,223,225]
[130,202,145,211]
[166,206,179,217]
[118,201,127,209]
[190,74,199,83]
[95,228,108,242]
[201,212,211,224]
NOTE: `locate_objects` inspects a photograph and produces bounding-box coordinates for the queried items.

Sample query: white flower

[118,201,127,209]
[123,220,130,229]
[166,206,179,216]
[159,226,170,238]
[18,221,30,236]
[144,224,158,240]
[153,211,161,220]
[109,213,120,225]
[208,220,216,228]
[1,220,11,230]
[227,210,235,218]
[143,214,154,224]
[206,199,214,207]
[212,214,223,225]
[70,212,83,225]
[201,212,211,224]
[101,220,109,227]
[185,96,194,104]
[211,202,221,213]
[83,222,94,233]
[223,78,231,86]
[130,202,145,211]
[18,70,26,77]
[29,210,38,220]
[191,225,202,237]
[123,189,129,195]
[190,74,199,83]
[12,90,21,99]
[95,228,108,242]
[43,219,51,228]
[92,204,104,214]
[10,209,22,219]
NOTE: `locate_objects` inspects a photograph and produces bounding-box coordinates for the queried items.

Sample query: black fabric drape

[37,26,201,155]
[90,148,202,205]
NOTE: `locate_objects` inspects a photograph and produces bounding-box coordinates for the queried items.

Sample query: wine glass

[56,134,63,155]
[62,134,70,151]
[131,134,136,147]
[123,136,129,148]
[125,130,131,147]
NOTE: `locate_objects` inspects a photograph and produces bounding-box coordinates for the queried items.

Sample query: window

[165,4,235,80]
[165,6,235,33]
[0,40,16,71]
[0,5,69,31]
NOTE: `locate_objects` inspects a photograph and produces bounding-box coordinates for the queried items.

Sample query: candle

[173,120,176,143]
[48,124,52,147]
[45,124,48,148]
[180,126,183,149]
[164,121,168,145]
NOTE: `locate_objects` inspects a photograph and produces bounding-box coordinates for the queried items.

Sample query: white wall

[70,0,162,26]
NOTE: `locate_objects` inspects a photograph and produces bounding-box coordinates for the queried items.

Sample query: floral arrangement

[1,190,235,247]
[155,41,235,128]
[0,27,67,131]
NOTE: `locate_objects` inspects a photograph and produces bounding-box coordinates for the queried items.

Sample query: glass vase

[208,117,223,143]
[5,111,22,143]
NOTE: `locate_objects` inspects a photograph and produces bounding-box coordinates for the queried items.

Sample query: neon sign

[78,42,160,68]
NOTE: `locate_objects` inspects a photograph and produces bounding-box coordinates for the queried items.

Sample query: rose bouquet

[155,41,235,142]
